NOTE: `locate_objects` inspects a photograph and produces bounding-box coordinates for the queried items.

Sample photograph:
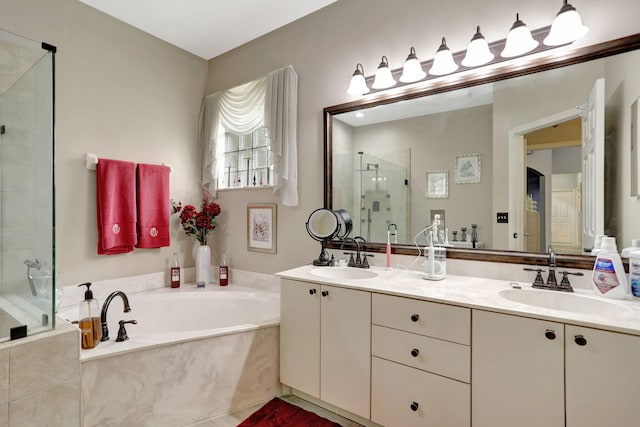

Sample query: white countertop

[277,265,640,336]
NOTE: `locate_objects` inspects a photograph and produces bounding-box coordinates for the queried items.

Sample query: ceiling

[77,0,338,60]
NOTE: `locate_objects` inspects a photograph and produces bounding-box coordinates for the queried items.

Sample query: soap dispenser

[78,282,102,349]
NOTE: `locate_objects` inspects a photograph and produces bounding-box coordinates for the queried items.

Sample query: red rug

[237,397,343,427]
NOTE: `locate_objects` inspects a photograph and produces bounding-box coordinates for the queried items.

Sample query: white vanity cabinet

[472,310,565,427]
[279,279,371,419]
[370,294,471,427]
[473,310,640,427]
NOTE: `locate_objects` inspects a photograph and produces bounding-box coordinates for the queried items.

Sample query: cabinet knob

[410,314,419,322]
[410,402,419,412]
[574,335,587,346]
[411,348,419,357]
[321,290,329,297]
[309,289,317,295]
[544,329,556,340]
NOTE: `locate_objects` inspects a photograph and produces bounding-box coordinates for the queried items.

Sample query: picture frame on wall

[455,153,481,184]
[426,170,449,198]
[247,203,277,254]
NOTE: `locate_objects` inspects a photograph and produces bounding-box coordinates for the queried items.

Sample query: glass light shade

[371,55,397,89]
[501,14,539,58]
[462,26,495,67]
[543,1,589,46]
[429,37,459,76]
[346,63,370,95]
[399,47,426,83]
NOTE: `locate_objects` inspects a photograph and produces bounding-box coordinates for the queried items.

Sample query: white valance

[199,66,298,206]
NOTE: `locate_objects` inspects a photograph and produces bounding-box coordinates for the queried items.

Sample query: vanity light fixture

[501,13,539,58]
[543,0,589,46]
[399,47,427,83]
[461,26,495,67]
[371,55,397,89]
[429,37,459,75]
[346,63,370,96]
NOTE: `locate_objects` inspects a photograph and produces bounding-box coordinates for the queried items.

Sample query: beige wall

[208,0,640,273]
[0,0,207,286]
[3,0,640,285]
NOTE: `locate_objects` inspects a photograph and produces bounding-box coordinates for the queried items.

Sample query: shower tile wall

[0,54,53,296]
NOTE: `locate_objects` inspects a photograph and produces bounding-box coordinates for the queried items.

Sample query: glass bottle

[170,252,181,288]
[219,252,229,286]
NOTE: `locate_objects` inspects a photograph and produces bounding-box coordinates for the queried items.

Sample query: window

[220,127,273,188]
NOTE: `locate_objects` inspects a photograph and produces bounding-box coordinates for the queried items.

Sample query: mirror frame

[324,33,640,270]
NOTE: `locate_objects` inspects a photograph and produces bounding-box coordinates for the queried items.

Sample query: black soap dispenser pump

[78,282,102,349]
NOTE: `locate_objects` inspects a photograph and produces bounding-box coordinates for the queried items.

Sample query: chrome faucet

[101,291,131,341]
[24,258,42,296]
[546,245,557,286]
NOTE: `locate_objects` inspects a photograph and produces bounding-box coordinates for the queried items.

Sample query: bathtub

[61,284,282,426]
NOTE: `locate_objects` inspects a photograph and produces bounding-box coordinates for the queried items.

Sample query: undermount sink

[499,288,632,317]
[310,267,378,280]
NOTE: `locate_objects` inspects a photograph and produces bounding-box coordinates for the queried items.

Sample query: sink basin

[310,267,378,280]
[499,289,631,317]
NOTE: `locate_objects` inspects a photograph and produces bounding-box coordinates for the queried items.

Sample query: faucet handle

[523,267,545,286]
[361,254,374,269]
[116,320,137,342]
[344,252,355,267]
[558,271,583,291]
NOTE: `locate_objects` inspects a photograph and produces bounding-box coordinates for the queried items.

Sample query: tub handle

[116,319,137,342]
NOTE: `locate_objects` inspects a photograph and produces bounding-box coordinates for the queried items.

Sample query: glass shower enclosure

[0,28,56,341]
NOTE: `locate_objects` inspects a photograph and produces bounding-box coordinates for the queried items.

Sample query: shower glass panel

[0,28,55,341]
[354,152,409,243]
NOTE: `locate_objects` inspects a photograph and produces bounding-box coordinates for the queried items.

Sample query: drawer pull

[410,314,419,322]
[309,289,317,295]
[410,348,419,358]
[574,335,587,346]
[321,290,329,297]
[544,329,556,340]
[410,402,419,412]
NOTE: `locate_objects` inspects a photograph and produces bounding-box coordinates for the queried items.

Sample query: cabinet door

[280,279,320,398]
[320,285,371,419]
[472,310,564,427]
[566,325,640,427]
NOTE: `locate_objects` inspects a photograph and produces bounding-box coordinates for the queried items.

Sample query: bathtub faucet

[101,291,131,342]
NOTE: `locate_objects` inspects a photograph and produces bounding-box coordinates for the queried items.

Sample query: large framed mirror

[324,34,640,269]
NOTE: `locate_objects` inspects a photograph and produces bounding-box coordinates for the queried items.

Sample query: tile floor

[186,395,363,427]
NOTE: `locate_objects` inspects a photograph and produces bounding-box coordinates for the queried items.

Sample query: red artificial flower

[172,198,221,245]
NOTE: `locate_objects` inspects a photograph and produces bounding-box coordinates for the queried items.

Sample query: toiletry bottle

[170,252,181,288]
[629,250,640,299]
[386,230,392,269]
[591,237,627,299]
[219,252,229,286]
[621,239,640,258]
[78,282,102,349]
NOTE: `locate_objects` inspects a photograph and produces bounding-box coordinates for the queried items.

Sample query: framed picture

[426,170,449,198]
[247,203,277,253]
[455,153,481,184]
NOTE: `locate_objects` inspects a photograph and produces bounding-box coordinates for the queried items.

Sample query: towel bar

[85,153,172,172]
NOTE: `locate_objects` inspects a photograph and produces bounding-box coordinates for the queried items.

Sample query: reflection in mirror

[327,37,640,259]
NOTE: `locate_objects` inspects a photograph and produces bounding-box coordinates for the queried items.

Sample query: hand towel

[96,159,137,255]
[136,163,171,248]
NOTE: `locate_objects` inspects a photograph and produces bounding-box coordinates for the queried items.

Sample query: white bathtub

[61,285,280,361]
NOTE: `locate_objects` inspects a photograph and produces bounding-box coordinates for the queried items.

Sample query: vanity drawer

[372,293,470,345]
[371,356,470,427]
[372,325,470,383]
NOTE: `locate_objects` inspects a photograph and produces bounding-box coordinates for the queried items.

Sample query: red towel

[135,163,171,248]
[96,159,137,255]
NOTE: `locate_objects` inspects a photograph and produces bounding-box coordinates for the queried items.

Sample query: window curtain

[199,66,298,206]
[265,66,298,206]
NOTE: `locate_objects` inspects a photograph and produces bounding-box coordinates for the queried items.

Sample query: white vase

[195,244,211,287]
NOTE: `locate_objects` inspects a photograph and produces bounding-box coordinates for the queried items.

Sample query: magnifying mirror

[306,208,341,266]
[334,209,353,240]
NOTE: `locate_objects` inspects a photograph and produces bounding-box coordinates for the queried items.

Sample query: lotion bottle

[591,237,627,299]
[386,231,392,269]
[78,282,102,349]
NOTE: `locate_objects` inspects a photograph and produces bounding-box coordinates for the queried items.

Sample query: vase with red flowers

[173,198,221,287]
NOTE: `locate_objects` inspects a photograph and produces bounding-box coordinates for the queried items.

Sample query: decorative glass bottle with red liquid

[219,252,229,286]
[170,252,181,288]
